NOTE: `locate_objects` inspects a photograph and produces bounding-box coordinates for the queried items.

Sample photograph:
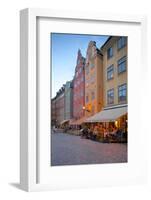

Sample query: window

[91,91,95,100]
[86,82,89,87]
[90,62,94,68]
[118,84,127,102]
[107,47,113,59]
[86,78,90,86]
[118,56,126,74]
[86,56,89,64]
[107,89,114,105]
[86,95,89,103]
[76,71,78,77]
[107,65,114,80]
[92,47,95,57]
[77,59,80,65]
[117,37,127,49]
[91,105,95,114]
[81,76,84,82]
[86,65,89,74]
[90,73,95,84]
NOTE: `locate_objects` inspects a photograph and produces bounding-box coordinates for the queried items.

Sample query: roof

[96,48,103,56]
[100,36,112,50]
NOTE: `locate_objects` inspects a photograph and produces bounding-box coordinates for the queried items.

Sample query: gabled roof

[100,36,112,50]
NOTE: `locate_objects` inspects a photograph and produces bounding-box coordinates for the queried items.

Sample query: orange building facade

[84,41,103,117]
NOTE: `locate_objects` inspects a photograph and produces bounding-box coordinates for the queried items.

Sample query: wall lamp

[82,106,91,112]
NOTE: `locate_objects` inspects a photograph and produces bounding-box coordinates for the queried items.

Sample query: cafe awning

[60,119,70,125]
[69,117,87,125]
[85,106,127,123]
[76,117,87,125]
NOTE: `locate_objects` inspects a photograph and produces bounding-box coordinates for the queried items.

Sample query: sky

[51,33,109,98]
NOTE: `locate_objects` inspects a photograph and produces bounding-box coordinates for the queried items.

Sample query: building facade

[73,50,85,120]
[84,41,103,117]
[51,81,73,126]
[101,36,127,108]
[101,36,127,128]
[54,86,65,125]
[51,97,56,126]
[64,81,73,120]
[51,36,127,130]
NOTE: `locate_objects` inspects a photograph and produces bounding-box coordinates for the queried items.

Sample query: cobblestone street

[51,132,127,166]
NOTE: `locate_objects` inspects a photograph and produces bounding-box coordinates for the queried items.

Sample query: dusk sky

[51,33,109,98]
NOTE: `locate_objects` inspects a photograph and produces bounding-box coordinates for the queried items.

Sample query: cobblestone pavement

[51,133,127,166]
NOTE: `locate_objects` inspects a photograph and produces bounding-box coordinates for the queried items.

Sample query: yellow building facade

[101,36,127,129]
[84,41,103,117]
[101,36,127,107]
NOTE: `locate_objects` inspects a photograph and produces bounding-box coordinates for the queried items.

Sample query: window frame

[107,64,114,80]
[118,56,127,74]
[118,83,127,103]
[107,46,113,59]
[86,94,89,103]
[91,91,95,100]
[117,36,127,50]
[86,65,89,75]
[107,88,114,105]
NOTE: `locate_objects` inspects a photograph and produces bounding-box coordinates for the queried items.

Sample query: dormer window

[107,47,113,59]
[117,37,127,50]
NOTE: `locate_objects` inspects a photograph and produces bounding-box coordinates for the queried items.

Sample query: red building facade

[73,50,85,120]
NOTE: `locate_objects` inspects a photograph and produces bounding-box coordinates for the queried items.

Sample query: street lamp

[82,106,91,112]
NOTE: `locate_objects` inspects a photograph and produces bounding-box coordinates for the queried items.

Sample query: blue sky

[51,33,109,98]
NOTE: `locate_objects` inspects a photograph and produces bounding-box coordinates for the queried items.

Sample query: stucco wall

[102,37,127,107]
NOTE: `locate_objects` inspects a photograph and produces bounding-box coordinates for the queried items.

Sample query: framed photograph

[20,8,147,191]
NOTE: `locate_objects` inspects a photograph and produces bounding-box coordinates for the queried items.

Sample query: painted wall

[64,81,73,120]
[85,41,103,117]
[54,89,65,124]
[102,37,127,108]
[51,98,56,125]
[73,50,85,119]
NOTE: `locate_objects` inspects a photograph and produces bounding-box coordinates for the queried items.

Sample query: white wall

[0,0,151,199]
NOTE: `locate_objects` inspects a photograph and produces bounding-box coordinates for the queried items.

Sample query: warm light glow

[82,106,86,110]
[115,120,118,128]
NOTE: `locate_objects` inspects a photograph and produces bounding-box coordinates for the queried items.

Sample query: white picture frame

[20,8,147,192]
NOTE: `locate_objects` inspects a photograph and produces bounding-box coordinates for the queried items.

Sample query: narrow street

[51,132,127,166]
